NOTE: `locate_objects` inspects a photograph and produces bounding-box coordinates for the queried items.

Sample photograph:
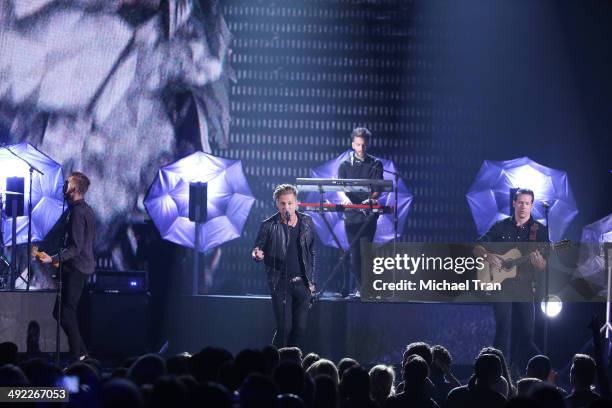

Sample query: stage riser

[164,296,495,365]
[2,292,599,369]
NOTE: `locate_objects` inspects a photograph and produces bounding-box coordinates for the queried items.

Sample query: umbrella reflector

[1,142,65,246]
[144,152,255,252]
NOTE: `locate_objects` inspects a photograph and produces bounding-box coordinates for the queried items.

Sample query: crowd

[0,318,610,407]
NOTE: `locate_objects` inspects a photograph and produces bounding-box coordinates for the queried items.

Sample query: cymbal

[0,191,23,196]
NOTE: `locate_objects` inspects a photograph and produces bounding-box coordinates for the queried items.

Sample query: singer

[337,127,383,297]
[252,184,316,348]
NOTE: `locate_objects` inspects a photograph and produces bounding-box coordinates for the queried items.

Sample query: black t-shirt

[337,153,383,204]
[284,222,305,279]
[478,215,549,243]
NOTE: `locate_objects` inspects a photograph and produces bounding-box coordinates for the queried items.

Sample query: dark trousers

[270,279,311,348]
[53,269,88,359]
[344,213,378,294]
[493,301,537,374]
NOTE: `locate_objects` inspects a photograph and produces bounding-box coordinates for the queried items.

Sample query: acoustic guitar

[476,240,570,285]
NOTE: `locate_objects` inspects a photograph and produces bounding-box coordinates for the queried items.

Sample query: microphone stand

[542,202,551,355]
[347,155,404,295]
[379,167,401,245]
[55,195,68,365]
[282,211,291,347]
[380,167,401,300]
[0,145,45,291]
[0,193,7,289]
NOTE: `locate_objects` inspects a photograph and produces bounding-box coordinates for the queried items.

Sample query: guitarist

[36,172,95,362]
[473,188,549,376]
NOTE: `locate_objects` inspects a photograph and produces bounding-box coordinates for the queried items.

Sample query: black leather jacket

[252,211,316,290]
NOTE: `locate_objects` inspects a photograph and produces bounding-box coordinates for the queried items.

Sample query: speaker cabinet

[5,177,24,217]
[86,292,152,357]
[188,182,207,223]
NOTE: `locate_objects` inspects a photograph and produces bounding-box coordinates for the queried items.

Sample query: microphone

[540,200,550,208]
[284,211,291,222]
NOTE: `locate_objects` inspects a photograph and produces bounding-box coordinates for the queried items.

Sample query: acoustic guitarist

[473,188,549,375]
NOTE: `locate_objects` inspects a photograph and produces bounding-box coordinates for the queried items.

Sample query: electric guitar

[476,240,570,285]
[31,246,59,268]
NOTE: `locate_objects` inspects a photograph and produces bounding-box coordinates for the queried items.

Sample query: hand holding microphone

[252,247,264,261]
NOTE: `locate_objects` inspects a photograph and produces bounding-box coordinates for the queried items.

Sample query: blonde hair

[273,184,298,201]
[70,171,90,194]
[306,359,339,385]
[369,365,396,406]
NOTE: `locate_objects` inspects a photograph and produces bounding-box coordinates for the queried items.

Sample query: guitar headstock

[535,239,570,257]
[552,239,571,250]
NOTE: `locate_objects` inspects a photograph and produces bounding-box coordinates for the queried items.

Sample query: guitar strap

[524,222,540,293]
[528,222,539,242]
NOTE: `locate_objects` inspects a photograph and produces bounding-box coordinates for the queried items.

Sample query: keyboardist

[337,127,384,298]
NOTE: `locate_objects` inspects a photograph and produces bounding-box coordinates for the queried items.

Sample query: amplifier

[91,270,148,293]
[86,291,151,357]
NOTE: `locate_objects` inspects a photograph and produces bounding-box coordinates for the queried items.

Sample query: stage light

[540,295,562,318]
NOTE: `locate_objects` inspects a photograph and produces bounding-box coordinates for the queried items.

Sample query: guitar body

[476,240,569,286]
[476,248,521,285]
[31,246,59,269]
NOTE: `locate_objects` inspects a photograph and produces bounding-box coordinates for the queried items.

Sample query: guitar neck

[512,253,533,266]
[506,241,562,267]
